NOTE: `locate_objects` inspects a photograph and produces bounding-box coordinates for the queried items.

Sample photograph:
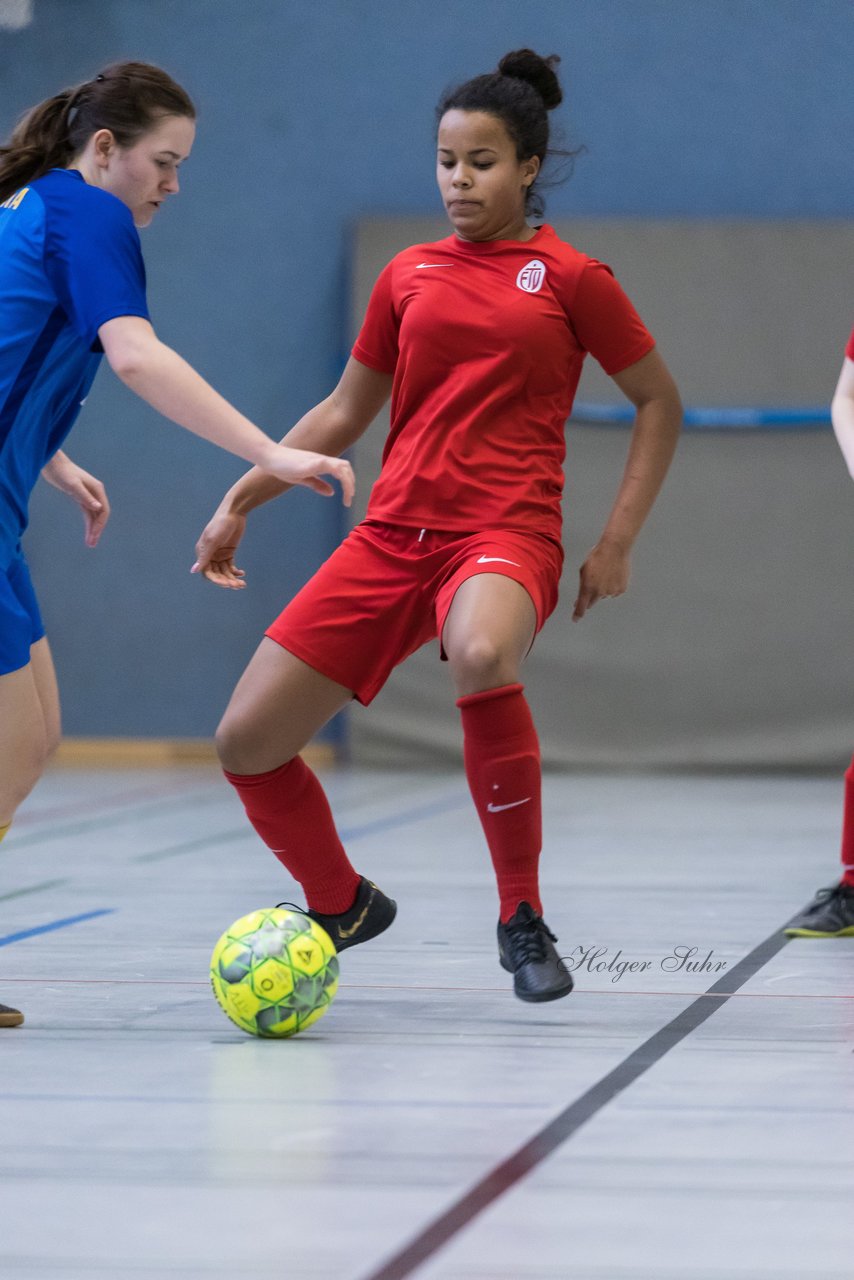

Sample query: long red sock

[457,682,543,922]
[841,755,854,887]
[224,757,361,914]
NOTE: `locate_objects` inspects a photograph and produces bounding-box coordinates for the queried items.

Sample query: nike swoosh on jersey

[416,262,457,268]
[487,797,532,813]
[476,555,521,566]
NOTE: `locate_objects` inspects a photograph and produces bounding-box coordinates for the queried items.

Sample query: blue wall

[2,0,853,735]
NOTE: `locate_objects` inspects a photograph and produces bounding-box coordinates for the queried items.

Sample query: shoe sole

[513,980,574,1003]
[0,1012,24,1027]
[500,953,574,1002]
[784,925,854,938]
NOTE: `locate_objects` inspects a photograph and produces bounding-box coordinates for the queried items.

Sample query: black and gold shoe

[0,1002,23,1028]
[785,883,854,937]
[497,902,574,1002]
[290,877,397,953]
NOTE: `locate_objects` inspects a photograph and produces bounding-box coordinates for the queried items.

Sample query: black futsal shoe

[784,882,854,938]
[0,1002,23,1028]
[497,902,574,1002]
[299,877,397,953]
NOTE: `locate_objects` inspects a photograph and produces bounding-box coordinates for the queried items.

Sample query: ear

[91,128,117,169]
[521,154,541,189]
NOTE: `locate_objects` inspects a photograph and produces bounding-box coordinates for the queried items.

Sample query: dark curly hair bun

[436,48,573,216]
[498,49,563,110]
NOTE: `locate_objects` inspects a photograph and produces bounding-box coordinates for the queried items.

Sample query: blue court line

[572,401,831,430]
[0,909,115,949]
[133,828,252,863]
[339,792,471,843]
[126,791,471,864]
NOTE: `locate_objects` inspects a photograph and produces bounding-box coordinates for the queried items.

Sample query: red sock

[223,757,361,914]
[457,682,543,922]
[841,755,854,887]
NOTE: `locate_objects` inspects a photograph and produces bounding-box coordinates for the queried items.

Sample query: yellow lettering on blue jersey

[1,188,30,211]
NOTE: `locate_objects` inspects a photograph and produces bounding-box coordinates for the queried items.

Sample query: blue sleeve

[44,190,149,349]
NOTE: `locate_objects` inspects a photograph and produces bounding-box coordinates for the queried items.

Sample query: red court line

[2,976,852,999]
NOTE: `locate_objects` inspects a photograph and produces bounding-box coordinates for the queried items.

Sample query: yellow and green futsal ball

[211,907,339,1037]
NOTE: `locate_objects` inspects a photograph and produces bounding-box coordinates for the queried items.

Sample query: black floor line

[361,926,793,1280]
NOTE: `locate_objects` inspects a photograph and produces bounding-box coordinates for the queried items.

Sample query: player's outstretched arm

[573,347,682,621]
[831,357,854,481]
[193,357,393,589]
[214,357,393,516]
[98,316,354,504]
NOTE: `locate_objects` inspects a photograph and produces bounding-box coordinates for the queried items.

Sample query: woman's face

[436,109,539,242]
[97,114,195,227]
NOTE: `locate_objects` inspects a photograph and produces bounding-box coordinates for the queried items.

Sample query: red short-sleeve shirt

[845,325,854,361]
[352,223,655,542]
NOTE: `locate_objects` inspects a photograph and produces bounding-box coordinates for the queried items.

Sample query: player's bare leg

[442,572,535,697]
[0,636,61,829]
[218,639,395,948]
[443,573,573,1001]
[29,637,62,762]
[216,638,353,775]
[0,638,61,1028]
[0,661,45,823]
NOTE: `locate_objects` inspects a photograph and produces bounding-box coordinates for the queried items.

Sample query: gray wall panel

[350,218,854,766]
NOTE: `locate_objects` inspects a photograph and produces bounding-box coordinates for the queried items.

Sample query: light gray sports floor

[1,764,852,1279]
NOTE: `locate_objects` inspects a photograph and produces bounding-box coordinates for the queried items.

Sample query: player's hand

[260,444,355,507]
[192,508,248,589]
[573,537,631,621]
[41,451,111,548]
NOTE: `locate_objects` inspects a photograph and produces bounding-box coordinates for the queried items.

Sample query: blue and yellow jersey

[0,168,149,569]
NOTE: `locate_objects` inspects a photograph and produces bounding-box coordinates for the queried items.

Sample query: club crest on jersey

[516,259,546,293]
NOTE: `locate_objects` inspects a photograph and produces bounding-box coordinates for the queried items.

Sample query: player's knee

[215,713,288,776]
[44,723,62,761]
[449,635,515,692]
[214,714,248,773]
[0,745,49,816]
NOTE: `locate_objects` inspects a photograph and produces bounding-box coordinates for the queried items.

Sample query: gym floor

[1,764,851,1279]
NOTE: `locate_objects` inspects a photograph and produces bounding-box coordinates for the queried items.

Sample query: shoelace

[505,916,558,965]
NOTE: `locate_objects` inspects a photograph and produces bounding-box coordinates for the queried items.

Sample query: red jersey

[352,223,655,542]
[846,326,854,361]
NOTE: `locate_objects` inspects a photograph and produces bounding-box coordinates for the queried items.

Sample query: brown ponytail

[0,61,195,203]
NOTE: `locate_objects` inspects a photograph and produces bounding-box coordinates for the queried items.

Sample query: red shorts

[266,520,563,705]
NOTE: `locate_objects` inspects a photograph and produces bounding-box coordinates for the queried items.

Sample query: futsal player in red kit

[194,50,683,1001]
[785,326,854,937]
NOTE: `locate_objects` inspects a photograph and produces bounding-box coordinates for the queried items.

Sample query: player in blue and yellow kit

[0,62,354,1028]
